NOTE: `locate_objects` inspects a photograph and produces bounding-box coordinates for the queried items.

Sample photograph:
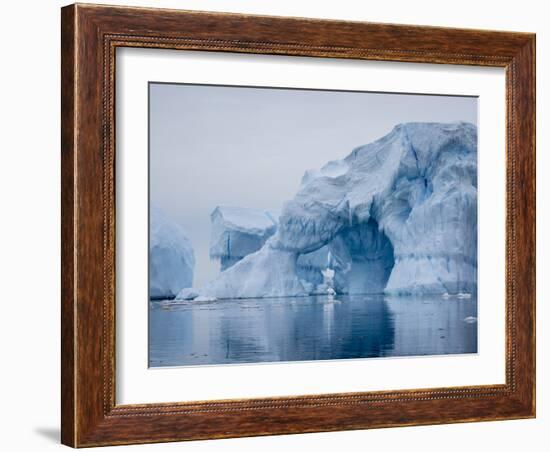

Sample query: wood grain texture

[60,5,76,447]
[60,3,536,447]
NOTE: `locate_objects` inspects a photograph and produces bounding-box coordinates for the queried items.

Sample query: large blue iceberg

[149,206,195,299]
[177,122,477,300]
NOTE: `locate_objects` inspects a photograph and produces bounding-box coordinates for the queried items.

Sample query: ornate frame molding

[61,4,535,447]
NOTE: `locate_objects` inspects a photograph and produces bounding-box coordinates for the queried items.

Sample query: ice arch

[331,218,395,294]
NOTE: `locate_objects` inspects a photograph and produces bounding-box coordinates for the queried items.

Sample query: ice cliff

[177,122,477,300]
[149,206,195,299]
[209,206,277,271]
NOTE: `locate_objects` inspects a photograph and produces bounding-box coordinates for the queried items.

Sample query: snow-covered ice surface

[149,206,195,299]
[209,206,277,271]
[183,122,477,300]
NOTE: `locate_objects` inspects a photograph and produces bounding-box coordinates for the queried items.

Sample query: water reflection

[149,294,477,367]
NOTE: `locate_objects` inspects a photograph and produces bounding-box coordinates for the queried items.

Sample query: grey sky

[149,83,477,287]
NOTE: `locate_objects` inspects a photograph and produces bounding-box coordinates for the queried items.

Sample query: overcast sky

[149,83,477,286]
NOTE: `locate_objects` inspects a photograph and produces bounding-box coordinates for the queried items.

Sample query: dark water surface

[149,294,477,367]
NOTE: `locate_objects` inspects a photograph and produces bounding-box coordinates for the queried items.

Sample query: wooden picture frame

[61,3,535,447]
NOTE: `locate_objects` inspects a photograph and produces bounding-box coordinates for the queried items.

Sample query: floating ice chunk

[175,287,200,300]
[193,296,218,302]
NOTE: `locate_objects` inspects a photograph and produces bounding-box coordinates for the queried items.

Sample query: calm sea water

[148,294,477,367]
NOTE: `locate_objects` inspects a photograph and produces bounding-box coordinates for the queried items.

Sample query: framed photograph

[61,3,535,447]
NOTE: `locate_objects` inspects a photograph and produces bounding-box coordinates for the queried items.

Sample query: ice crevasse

[177,122,477,300]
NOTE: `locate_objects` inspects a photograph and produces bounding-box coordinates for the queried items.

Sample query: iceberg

[209,206,278,271]
[149,206,195,299]
[187,122,477,299]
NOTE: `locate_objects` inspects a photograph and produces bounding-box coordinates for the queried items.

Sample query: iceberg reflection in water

[148,295,477,367]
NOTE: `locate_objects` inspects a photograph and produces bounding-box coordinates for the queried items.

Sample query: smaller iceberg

[209,206,278,271]
[149,206,195,299]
